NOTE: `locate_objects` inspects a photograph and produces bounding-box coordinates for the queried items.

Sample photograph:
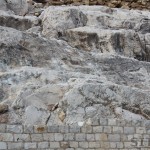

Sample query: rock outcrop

[0,2,149,125]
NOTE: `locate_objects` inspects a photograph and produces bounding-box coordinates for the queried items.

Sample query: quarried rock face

[0,5,150,125]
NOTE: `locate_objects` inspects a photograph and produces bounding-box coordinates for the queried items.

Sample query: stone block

[70,126,80,133]
[76,133,86,141]
[113,126,123,133]
[79,142,89,148]
[24,142,37,149]
[103,126,112,133]
[64,133,75,141]
[93,126,103,133]
[100,118,108,125]
[49,142,60,148]
[100,142,110,148]
[88,142,100,148]
[0,124,6,132]
[60,142,69,149]
[43,133,54,141]
[81,125,93,133]
[124,127,135,134]
[34,125,47,133]
[116,142,124,148]
[24,125,33,133]
[54,133,63,141]
[108,119,117,126]
[136,127,146,134]
[48,125,59,132]
[7,125,23,133]
[8,142,23,149]
[38,142,49,148]
[108,134,120,142]
[0,142,7,149]
[0,133,13,141]
[59,125,69,133]
[14,134,30,142]
[31,134,43,141]
[87,134,95,141]
[69,141,78,148]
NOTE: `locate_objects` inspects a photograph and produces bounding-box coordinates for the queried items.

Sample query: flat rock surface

[0,4,150,125]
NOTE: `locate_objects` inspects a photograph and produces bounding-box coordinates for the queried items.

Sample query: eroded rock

[0,6,149,125]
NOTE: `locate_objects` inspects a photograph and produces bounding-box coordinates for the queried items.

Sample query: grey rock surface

[0,0,28,16]
[0,5,150,125]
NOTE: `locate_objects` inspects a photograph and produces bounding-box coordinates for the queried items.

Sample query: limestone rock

[0,5,149,125]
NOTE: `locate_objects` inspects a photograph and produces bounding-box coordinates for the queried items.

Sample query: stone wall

[46,0,150,10]
[0,119,149,149]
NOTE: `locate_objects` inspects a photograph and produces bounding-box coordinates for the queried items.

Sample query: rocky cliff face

[0,0,150,125]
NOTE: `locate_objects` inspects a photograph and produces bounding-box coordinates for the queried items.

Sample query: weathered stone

[14,134,31,142]
[0,0,28,16]
[0,5,150,125]
[8,142,23,149]
[38,142,49,148]
[31,134,43,141]
[0,133,13,141]
[24,142,37,149]
[0,142,7,149]
[7,125,23,133]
